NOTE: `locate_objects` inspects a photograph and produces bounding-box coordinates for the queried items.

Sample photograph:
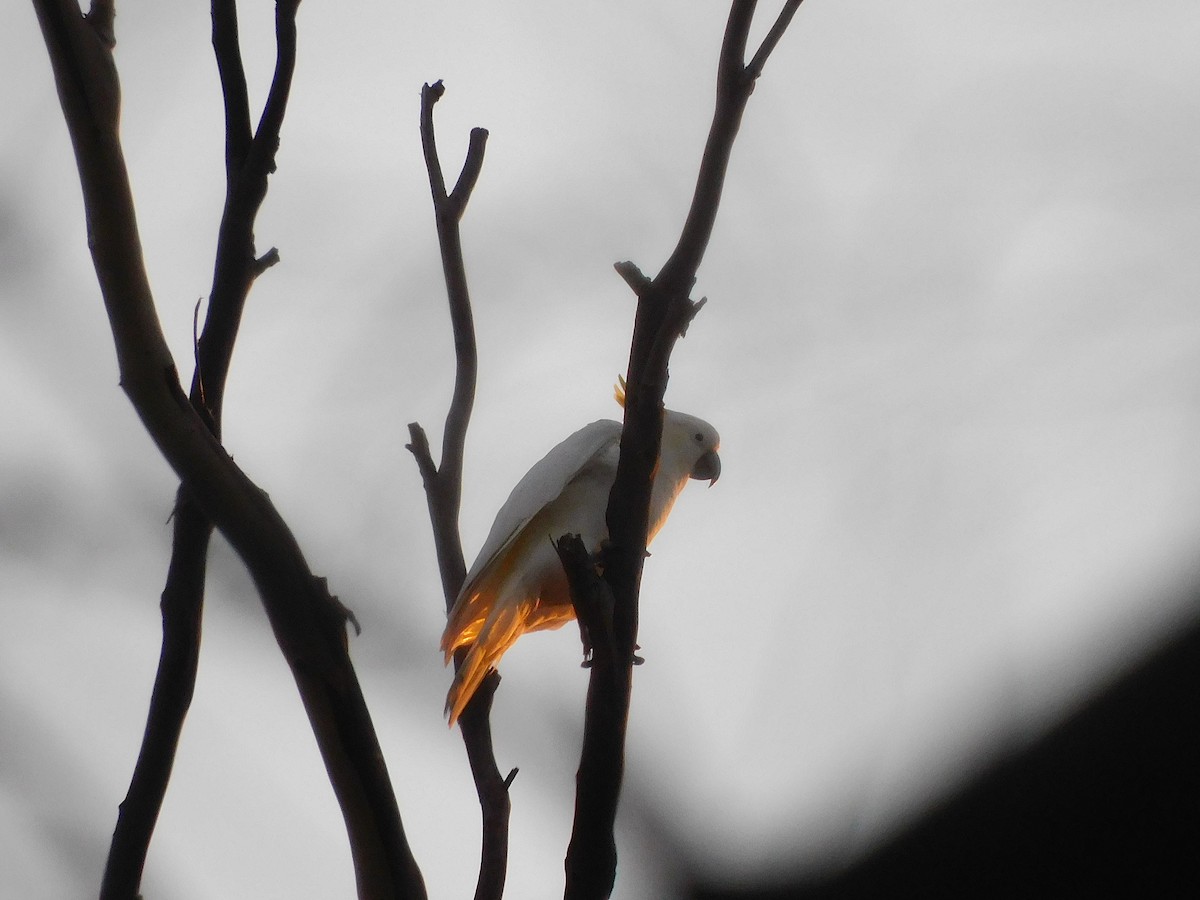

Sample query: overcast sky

[3,2,1200,898]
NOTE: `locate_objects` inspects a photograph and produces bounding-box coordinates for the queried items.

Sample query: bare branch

[103,2,307,892]
[410,82,510,900]
[419,82,488,539]
[253,246,281,274]
[34,2,426,896]
[613,260,651,296]
[565,3,806,896]
[248,0,301,182]
[200,0,302,428]
[211,0,253,175]
[659,1,754,291]
[101,493,209,900]
[85,0,115,48]
[420,81,450,202]
[746,0,805,81]
[456,676,512,900]
[715,0,757,96]
[405,421,439,489]
[449,127,489,216]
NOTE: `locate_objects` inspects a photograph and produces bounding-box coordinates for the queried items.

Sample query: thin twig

[746,0,806,80]
[200,0,301,428]
[613,260,651,296]
[211,0,253,176]
[418,81,486,574]
[449,128,489,214]
[409,82,510,900]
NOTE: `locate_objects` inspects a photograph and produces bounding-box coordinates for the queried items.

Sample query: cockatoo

[441,386,721,725]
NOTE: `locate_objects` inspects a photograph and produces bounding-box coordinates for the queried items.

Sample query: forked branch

[101,3,303,896]
[406,82,512,900]
[34,1,425,896]
[564,3,805,897]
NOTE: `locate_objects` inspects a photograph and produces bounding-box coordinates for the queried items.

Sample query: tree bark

[407,81,513,900]
[34,2,426,896]
[564,4,806,897]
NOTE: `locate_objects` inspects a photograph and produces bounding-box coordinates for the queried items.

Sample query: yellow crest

[613,374,627,408]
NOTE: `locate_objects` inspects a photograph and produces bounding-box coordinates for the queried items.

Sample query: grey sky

[3,2,1199,897]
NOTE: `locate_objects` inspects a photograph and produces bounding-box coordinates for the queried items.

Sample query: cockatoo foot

[580,644,643,667]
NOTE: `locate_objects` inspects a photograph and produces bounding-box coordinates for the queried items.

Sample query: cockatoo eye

[694,432,704,442]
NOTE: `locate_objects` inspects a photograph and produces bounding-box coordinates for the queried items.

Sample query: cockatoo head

[614,376,721,485]
[663,409,721,485]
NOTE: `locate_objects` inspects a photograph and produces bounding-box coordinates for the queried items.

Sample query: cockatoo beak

[691,449,721,486]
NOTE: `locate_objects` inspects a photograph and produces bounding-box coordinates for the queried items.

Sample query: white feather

[441,410,719,724]
[459,419,621,598]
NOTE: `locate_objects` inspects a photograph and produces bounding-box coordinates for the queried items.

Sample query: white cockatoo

[441,386,721,725]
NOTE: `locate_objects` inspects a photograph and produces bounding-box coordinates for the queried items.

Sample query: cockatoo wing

[442,419,621,661]
[440,408,720,724]
[459,418,621,596]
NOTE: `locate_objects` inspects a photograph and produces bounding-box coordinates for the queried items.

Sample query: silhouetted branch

[34,2,425,897]
[407,82,511,900]
[85,0,114,47]
[555,533,618,675]
[564,3,804,897]
[211,0,252,178]
[413,79,485,600]
[747,0,804,80]
[101,4,304,895]
[201,0,301,429]
[101,497,209,900]
[613,260,651,295]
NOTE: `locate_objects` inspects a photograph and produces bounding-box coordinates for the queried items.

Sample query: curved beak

[690,449,721,486]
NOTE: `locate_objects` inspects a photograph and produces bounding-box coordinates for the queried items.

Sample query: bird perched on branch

[441,382,721,725]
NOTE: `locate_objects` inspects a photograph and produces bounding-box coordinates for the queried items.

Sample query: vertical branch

[406,82,512,900]
[564,3,805,898]
[100,3,293,896]
[101,496,209,900]
[413,78,482,605]
[34,2,427,897]
[200,0,299,428]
